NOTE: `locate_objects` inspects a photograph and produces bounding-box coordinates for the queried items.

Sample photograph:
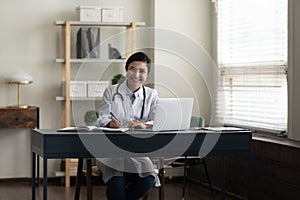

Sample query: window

[216,0,288,133]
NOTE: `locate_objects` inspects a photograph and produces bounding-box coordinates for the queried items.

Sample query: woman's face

[126,61,148,92]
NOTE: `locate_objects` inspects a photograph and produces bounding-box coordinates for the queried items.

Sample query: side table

[0,106,40,183]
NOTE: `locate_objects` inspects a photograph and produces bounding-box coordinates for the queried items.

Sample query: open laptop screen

[152,98,194,131]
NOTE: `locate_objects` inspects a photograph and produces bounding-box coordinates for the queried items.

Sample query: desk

[31,129,252,200]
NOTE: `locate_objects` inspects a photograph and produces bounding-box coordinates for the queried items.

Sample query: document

[202,126,245,131]
[57,126,129,133]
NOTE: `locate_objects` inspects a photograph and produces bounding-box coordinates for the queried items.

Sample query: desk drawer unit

[0,106,39,128]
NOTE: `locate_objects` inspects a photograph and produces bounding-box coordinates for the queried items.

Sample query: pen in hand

[110,112,122,128]
[110,112,120,122]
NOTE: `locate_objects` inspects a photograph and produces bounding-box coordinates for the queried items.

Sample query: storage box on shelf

[76,6,101,22]
[60,80,109,100]
[101,7,123,22]
[75,6,124,22]
[87,81,109,98]
[70,81,87,97]
[62,81,87,98]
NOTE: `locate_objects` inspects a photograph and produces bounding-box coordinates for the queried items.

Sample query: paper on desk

[202,127,245,131]
[57,126,129,132]
[97,127,129,132]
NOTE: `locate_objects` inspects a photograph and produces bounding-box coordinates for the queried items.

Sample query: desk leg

[32,152,36,200]
[248,153,253,200]
[43,158,48,200]
[75,158,84,200]
[86,159,93,200]
[37,156,40,185]
[221,156,226,200]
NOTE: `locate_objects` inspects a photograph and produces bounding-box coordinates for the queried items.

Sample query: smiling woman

[96,52,160,200]
[125,61,149,93]
[99,52,155,129]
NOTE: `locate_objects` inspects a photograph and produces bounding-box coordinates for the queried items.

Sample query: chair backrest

[190,116,205,128]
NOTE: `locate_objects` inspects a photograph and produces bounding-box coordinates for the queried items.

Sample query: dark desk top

[31,129,252,159]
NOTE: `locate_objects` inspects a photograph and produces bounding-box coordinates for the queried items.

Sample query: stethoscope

[112,82,146,120]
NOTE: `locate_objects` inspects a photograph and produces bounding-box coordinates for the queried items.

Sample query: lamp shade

[4,70,33,108]
[4,70,33,84]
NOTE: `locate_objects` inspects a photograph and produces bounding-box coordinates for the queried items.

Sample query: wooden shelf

[55,58,126,64]
[55,20,146,27]
[55,96,102,101]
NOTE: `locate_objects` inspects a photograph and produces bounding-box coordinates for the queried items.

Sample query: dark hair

[125,52,151,72]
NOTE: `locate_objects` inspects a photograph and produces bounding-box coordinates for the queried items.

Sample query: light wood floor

[0,178,227,200]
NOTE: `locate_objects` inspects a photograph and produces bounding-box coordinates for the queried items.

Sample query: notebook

[143,98,194,131]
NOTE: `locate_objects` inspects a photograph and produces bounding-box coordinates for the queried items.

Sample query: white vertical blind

[216,0,288,133]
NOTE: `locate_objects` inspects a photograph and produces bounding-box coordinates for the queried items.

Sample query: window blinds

[216,0,288,133]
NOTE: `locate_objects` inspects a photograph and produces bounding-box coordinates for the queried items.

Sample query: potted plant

[111,74,125,85]
[84,110,99,126]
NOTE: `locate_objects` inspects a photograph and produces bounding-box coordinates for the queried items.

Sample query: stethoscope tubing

[111,82,145,120]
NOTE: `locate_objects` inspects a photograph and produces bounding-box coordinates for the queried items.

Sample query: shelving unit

[55,20,145,187]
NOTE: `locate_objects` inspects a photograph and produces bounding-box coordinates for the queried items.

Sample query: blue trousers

[106,173,155,200]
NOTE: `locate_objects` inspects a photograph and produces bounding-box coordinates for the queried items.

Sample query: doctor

[97,52,160,200]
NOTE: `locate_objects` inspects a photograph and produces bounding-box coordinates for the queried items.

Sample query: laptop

[145,98,194,131]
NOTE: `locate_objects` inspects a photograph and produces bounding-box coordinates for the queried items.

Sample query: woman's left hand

[127,120,148,129]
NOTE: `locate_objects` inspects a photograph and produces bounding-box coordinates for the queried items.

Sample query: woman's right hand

[127,120,148,129]
[108,117,122,128]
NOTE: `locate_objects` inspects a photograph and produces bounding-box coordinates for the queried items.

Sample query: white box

[87,81,109,97]
[101,8,123,22]
[64,81,87,97]
[164,166,184,179]
[76,6,101,22]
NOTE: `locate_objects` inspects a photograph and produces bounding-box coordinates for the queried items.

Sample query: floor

[0,178,227,200]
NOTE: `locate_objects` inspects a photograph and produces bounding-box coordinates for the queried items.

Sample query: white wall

[0,129,31,178]
[154,0,213,122]
[0,0,153,178]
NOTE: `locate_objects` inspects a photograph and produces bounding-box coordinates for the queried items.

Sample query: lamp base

[7,105,32,109]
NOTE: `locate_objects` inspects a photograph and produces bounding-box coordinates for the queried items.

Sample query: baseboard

[0,177,63,184]
[0,177,31,183]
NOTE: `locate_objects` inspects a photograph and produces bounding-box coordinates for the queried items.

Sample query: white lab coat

[96,81,160,186]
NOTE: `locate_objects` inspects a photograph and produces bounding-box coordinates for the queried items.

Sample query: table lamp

[5,70,33,108]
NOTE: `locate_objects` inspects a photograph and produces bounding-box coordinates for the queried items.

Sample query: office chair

[74,158,94,200]
[74,158,165,200]
[167,116,213,200]
[142,157,165,200]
